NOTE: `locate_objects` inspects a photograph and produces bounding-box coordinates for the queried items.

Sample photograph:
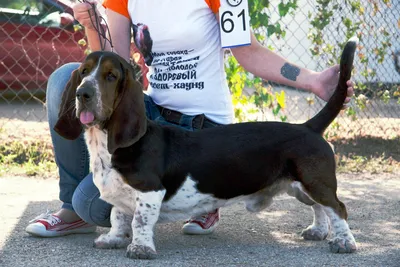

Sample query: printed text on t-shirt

[149,49,204,91]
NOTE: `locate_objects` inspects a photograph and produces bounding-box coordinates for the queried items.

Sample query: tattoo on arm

[280,63,300,81]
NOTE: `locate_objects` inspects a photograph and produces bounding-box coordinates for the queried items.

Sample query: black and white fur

[54,38,359,259]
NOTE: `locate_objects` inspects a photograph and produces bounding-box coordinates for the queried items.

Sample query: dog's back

[152,121,330,199]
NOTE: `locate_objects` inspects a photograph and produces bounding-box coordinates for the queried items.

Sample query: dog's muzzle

[76,86,96,125]
[76,86,95,104]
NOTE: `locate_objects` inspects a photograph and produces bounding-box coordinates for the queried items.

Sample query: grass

[0,116,399,178]
[0,119,56,178]
[333,139,400,173]
[0,140,56,177]
[324,117,400,174]
[330,136,400,173]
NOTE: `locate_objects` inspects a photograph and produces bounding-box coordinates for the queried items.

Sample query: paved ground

[1,173,399,267]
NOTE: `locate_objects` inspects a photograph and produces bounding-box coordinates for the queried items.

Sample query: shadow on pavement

[1,176,400,266]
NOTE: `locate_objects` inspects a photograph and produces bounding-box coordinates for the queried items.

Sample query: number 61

[220,10,246,33]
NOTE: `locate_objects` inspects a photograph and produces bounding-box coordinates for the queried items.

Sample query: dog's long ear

[107,63,147,154]
[54,69,83,140]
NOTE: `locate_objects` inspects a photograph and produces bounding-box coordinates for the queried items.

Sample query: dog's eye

[107,72,117,81]
[81,68,88,75]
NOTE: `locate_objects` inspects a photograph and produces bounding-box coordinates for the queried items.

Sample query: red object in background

[0,0,148,94]
[0,0,86,93]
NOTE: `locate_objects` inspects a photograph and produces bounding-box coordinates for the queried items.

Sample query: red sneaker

[25,210,96,237]
[182,209,220,235]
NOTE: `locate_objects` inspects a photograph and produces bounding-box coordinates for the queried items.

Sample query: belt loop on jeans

[193,114,205,130]
[160,107,171,117]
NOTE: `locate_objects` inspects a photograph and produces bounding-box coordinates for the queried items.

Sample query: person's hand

[72,0,100,31]
[312,64,354,109]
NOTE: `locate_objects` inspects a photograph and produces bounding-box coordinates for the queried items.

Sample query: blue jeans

[46,63,220,227]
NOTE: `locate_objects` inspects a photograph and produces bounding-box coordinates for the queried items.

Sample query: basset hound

[54,38,359,260]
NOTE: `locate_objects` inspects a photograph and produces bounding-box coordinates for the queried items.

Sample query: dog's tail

[304,37,358,134]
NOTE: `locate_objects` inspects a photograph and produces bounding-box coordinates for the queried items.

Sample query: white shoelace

[29,209,62,226]
[190,214,209,224]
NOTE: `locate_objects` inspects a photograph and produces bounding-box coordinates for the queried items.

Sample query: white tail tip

[348,36,359,44]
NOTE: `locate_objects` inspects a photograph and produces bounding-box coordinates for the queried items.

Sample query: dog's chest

[85,128,136,214]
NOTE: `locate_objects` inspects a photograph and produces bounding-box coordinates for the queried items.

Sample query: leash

[77,0,114,52]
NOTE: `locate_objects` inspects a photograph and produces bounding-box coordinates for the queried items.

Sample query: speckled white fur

[85,127,356,258]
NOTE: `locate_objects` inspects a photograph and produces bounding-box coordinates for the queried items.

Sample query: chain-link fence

[0,0,399,139]
[0,0,85,123]
[257,0,400,139]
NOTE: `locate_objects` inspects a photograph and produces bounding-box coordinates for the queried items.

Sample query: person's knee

[72,187,112,227]
[47,63,80,98]
[72,175,112,227]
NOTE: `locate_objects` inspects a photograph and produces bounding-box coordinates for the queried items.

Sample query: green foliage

[0,141,56,177]
[226,0,397,123]
[226,0,298,122]
[306,0,397,115]
[225,51,287,122]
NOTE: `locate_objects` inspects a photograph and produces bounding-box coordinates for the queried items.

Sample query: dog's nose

[76,87,94,103]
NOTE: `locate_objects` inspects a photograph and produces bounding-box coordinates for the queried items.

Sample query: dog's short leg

[323,206,357,253]
[288,182,330,241]
[94,207,133,249]
[301,204,330,241]
[287,181,315,206]
[245,194,273,212]
[292,174,357,253]
[307,192,357,253]
[126,189,166,260]
[246,181,291,212]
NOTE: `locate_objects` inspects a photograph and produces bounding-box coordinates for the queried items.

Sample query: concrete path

[1,173,399,267]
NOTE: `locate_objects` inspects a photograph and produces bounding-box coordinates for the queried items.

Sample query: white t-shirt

[103,0,234,124]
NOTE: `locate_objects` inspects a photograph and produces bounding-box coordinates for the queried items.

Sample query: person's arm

[231,33,316,92]
[214,13,353,103]
[73,1,131,62]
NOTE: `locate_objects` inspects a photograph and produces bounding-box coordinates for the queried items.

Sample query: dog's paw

[328,237,357,253]
[301,226,329,241]
[93,233,131,249]
[126,244,157,260]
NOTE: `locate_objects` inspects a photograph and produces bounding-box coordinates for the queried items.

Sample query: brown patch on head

[75,53,125,124]
[96,57,124,121]
[56,50,147,152]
